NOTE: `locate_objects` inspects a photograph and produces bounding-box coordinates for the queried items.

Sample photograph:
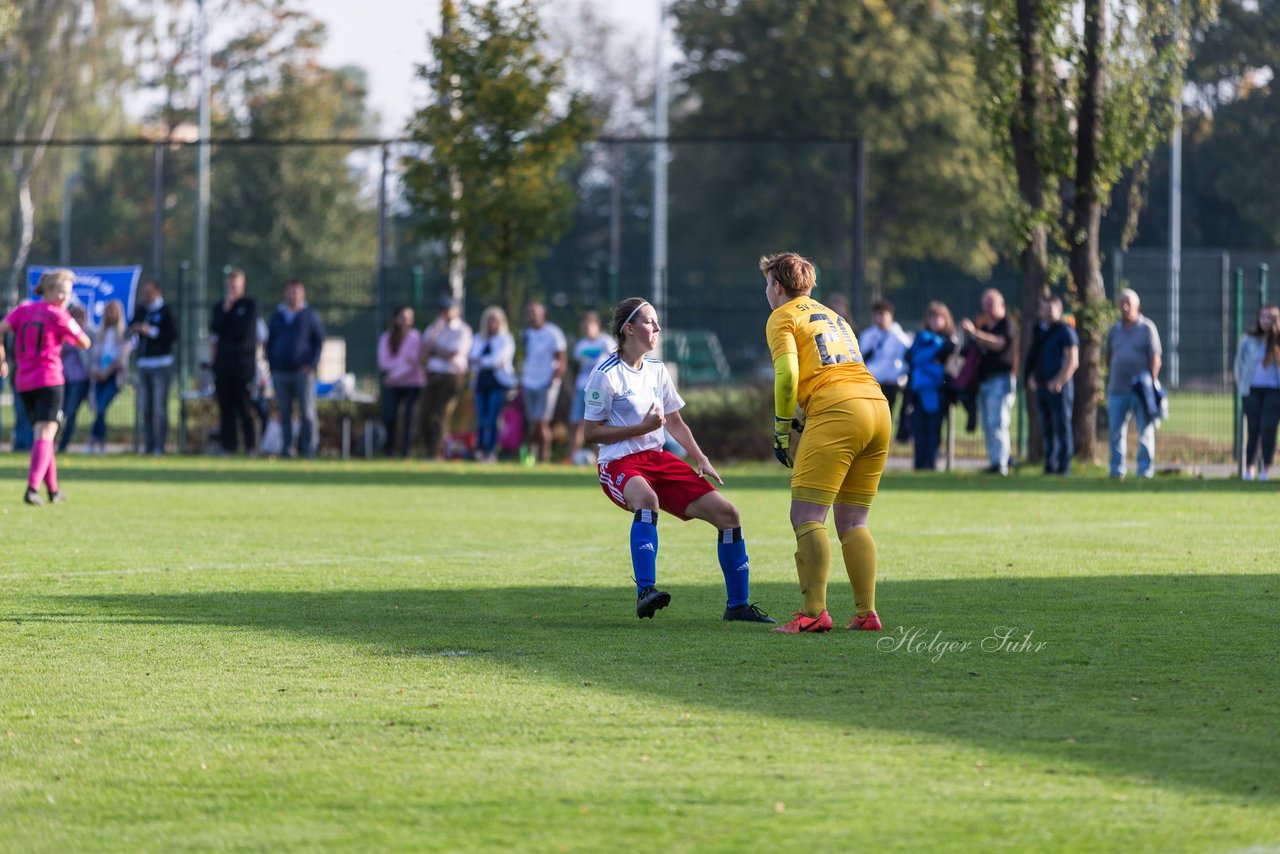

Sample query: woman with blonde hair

[0,268,91,504]
[88,299,133,454]
[468,305,516,462]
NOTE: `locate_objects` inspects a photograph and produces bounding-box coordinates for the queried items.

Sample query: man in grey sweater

[1106,288,1162,479]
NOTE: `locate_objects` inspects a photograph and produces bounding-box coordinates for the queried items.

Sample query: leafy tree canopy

[403,0,595,315]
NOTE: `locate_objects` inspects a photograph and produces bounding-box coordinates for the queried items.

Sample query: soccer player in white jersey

[583,297,775,624]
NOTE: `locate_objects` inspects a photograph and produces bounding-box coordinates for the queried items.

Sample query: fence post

[1221,251,1230,387]
[945,403,955,473]
[851,138,867,323]
[1234,268,1244,479]
[178,261,190,455]
[1261,263,1270,306]
[1015,383,1026,464]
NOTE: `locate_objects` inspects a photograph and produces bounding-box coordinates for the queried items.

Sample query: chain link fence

[3,138,1275,466]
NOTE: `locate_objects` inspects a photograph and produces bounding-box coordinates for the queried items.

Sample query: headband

[622,300,650,329]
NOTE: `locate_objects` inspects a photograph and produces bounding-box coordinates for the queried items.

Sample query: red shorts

[597,450,716,520]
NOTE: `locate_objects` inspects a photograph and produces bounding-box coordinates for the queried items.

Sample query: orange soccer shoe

[847,611,882,631]
[772,610,833,634]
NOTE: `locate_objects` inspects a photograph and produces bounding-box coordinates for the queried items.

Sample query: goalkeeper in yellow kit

[760,252,891,633]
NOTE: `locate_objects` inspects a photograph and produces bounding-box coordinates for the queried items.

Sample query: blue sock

[717,527,750,608]
[630,509,658,594]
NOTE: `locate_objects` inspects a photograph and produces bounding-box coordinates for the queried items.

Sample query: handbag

[950,343,982,392]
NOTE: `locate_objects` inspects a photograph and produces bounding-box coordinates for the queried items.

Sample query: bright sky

[303,0,661,136]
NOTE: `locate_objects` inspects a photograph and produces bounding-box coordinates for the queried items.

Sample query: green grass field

[1,457,1277,852]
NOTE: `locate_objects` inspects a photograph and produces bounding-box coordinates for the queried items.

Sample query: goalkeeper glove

[773,416,792,468]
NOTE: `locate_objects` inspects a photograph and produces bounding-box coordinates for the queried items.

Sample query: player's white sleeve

[583,369,612,421]
[660,363,684,413]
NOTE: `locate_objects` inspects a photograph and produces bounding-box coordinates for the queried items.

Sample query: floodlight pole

[609,142,622,309]
[60,171,81,265]
[651,0,668,359]
[1167,0,1182,389]
[195,0,211,365]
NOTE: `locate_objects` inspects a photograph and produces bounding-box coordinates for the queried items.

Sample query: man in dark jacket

[210,268,259,454]
[130,279,180,455]
[266,278,325,458]
[961,289,1018,475]
[1024,295,1079,475]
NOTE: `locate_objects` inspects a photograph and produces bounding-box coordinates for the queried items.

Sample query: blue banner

[26,265,142,325]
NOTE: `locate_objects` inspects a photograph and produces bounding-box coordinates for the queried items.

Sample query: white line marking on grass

[0,545,619,582]
[0,555,421,582]
[900,520,1148,537]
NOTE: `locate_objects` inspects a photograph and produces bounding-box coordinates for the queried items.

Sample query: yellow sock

[794,521,830,617]
[840,526,877,616]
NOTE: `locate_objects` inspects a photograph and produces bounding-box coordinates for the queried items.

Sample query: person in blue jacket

[905,301,957,471]
[266,278,325,458]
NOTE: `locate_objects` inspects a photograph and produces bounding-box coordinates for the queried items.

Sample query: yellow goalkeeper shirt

[766,296,884,412]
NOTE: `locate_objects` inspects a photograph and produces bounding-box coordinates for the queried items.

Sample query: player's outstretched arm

[664,410,722,484]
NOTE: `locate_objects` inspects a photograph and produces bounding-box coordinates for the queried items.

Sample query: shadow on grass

[1,458,1264,493]
[44,574,1280,801]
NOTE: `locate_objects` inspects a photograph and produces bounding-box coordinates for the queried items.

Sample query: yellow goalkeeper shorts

[791,385,891,508]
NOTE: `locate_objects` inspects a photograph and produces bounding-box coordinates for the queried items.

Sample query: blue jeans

[1035,381,1074,474]
[91,380,121,443]
[59,379,90,451]
[136,365,173,454]
[1108,391,1155,478]
[473,388,509,456]
[978,372,1015,472]
[910,398,944,471]
[272,370,318,458]
[12,376,31,450]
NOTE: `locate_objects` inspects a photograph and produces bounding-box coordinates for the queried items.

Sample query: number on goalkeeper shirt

[809,312,858,366]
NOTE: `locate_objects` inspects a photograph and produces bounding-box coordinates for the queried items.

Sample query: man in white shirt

[858,300,913,440]
[420,296,473,460]
[520,301,567,463]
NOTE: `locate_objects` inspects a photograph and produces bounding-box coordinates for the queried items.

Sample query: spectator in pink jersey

[0,268,92,505]
[377,305,425,457]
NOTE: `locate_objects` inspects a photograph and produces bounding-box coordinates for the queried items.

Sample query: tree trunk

[1012,0,1050,461]
[5,173,36,308]
[1021,227,1049,461]
[1068,0,1108,463]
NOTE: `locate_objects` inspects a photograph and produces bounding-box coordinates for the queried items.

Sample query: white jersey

[520,322,567,389]
[582,353,684,464]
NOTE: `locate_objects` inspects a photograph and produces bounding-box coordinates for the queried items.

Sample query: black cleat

[636,586,671,619]
[23,487,44,507]
[46,489,67,504]
[723,602,777,624]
